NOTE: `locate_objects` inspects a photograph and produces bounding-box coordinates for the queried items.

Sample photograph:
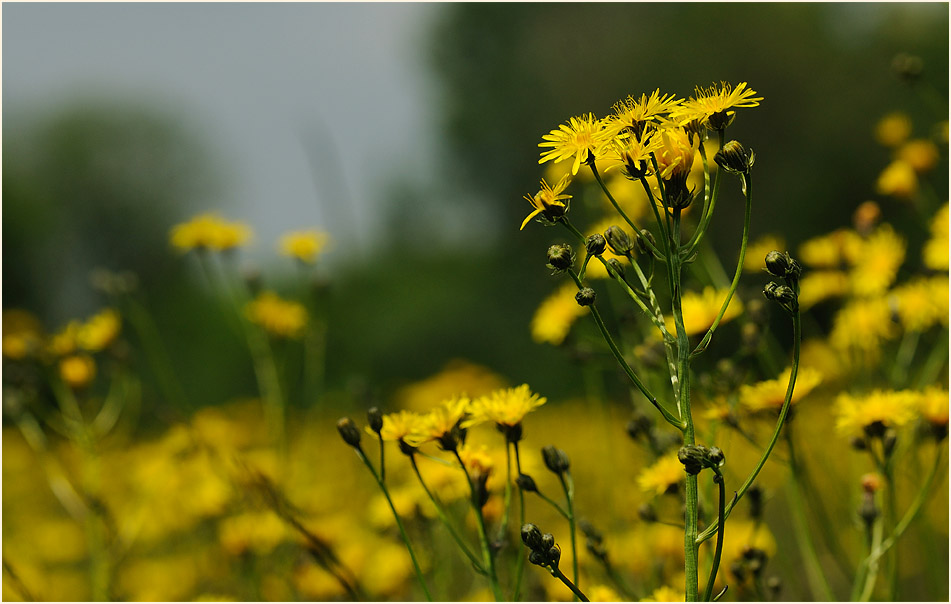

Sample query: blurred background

[2,3,948,601]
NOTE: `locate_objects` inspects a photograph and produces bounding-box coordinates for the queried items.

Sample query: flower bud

[542,445,571,474]
[892,52,923,84]
[528,550,547,567]
[521,523,543,550]
[367,407,384,434]
[336,417,361,448]
[708,110,736,132]
[764,250,802,281]
[606,258,625,278]
[763,282,798,313]
[708,446,725,468]
[714,140,754,174]
[859,492,879,527]
[585,233,606,256]
[634,228,657,256]
[575,287,597,307]
[516,473,538,492]
[541,532,555,551]
[546,244,575,273]
[678,445,707,476]
[548,544,562,567]
[604,225,634,256]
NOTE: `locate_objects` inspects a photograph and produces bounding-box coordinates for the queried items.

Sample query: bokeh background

[3,3,949,602]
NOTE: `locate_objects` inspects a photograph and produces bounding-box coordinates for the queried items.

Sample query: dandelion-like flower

[834,390,919,437]
[530,282,588,345]
[875,160,918,199]
[77,308,121,352]
[377,410,427,448]
[923,203,949,270]
[279,230,330,264]
[170,213,253,252]
[897,139,940,173]
[846,225,905,297]
[637,455,685,497]
[415,396,470,450]
[670,82,763,130]
[739,367,822,413]
[463,384,547,430]
[891,278,947,332]
[667,287,744,337]
[520,175,572,230]
[538,113,608,175]
[917,387,949,430]
[602,131,665,180]
[59,354,97,389]
[245,291,308,338]
[875,112,912,147]
[829,298,895,360]
[797,270,849,310]
[604,89,682,140]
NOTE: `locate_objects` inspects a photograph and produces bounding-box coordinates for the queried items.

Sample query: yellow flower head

[2,309,44,360]
[457,443,494,478]
[897,139,940,173]
[847,225,905,297]
[637,455,684,497]
[655,126,697,182]
[538,113,607,175]
[605,89,682,138]
[739,366,822,413]
[830,297,895,359]
[891,278,947,332]
[670,82,763,130]
[918,387,949,428]
[530,282,587,345]
[170,213,253,252]
[279,230,329,264]
[377,410,427,447]
[876,160,918,199]
[641,586,685,602]
[667,287,744,337]
[797,270,849,310]
[464,384,547,429]
[59,354,97,389]
[589,584,623,602]
[798,229,861,269]
[48,320,81,357]
[875,112,912,147]
[520,175,572,230]
[245,291,308,338]
[923,203,949,270]
[416,396,470,448]
[834,390,919,437]
[77,308,121,352]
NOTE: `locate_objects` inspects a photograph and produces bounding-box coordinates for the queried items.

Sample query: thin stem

[701,469,727,602]
[453,450,504,601]
[559,472,580,598]
[513,443,528,601]
[409,455,486,574]
[858,511,885,601]
[550,566,590,602]
[589,162,665,258]
[691,172,752,358]
[684,130,725,256]
[355,447,432,601]
[697,311,801,544]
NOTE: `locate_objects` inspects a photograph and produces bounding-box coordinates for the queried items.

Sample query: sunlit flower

[829,298,895,358]
[530,282,587,345]
[279,229,330,264]
[891,278,947,332]
[377,410,427,447]
[670,82,763,130]
[655,126,697,181]
[875,112,912,147]
[922,203,949,270]
[59,354,96,389]
[846,225,905,297]
[917,387,949,428]
[416,396,470,449]
[77,308,121,352]
[464,384,547,429]
[245,291,308,338]
[605,89,682,139]
[743,235,786,273]
[218,511,287,555]
[520,175,573,230]
[797,270,849,310]
[798,229,861,269]
[538,113,608,175]
[637,455,684,496]
[641,586,684,602]
[2,309,44,360]
[739,366,822,413]
[601,130,665,180]
[589,584,623,602]
[667,287,744,337]
[834,389,919,437]
[897,139,940,173]
[876,160,918,199]
[457,443,494,477]
[170,213,253,252]
[48,320,81,357]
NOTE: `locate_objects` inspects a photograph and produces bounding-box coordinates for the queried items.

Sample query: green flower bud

[634,228,657,256]
[575,287,597,307]
[763,282,798,313]
[516,473,538,492]
[548,544,562,568]
[336,417,361,448]
[367,407,384,434]
[715,140,755,174]
[546,243,575,273]
[586,233,606,256]
[606,258,625,278]
[764,250,802,281]
[521,523,543,550]
[708,446,725,468]
[540,532,555,551]
[542,445,571,474]
[604,225,634,256]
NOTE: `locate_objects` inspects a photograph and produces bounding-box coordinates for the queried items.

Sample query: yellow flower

[670,82,763,130]
[601,130,665,180]
[377,410,427,446]
[667,287,743,337]
[415,396,470,448]
[638,455,684,496]
[59,354,96,389]
[48,320,81,356]
[77,308,121,352]
[897,139,940,173]
[520,175,573,230]
[834,390,919,437]
[394,359,506,412]
[847,225,905,297]
[641,586,684,602]
[279,229,330,264]
[538,113,608,175]
[245,291,308,338]
[457,443,494,477]
[170,213,253,252]
[891,278,947,332]
[602,89,682,143]
[876,160,918,199]
[530,282,587,345]
[218,511,287,555]
[464,384,547,429]
[1,309,44,360]
[655,126,697,181]
[875,112,912,147]
[918,387,949,428]
[720,520,776,566]
[922,203,949,270]
[798,229,860,269]
[797,270,849,310]
[739,366,822,413]
[743,235,786,273]
[589,584,623,602]
[830,298,895,358]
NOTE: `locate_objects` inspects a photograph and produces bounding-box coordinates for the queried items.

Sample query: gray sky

[3,2,446,263]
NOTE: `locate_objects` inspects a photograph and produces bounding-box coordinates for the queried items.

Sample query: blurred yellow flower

[394,359,506,412]
[670,81,762,129]
[667,287,743,337]
[589,584,623,602]
[638,454,684,496]
[245,291,308,338]
[798,270,849,310]
[48,320,81,356]
[641,585,685,602]
[464,384,547,429]
[798,229,860,268]
[521,175,572,230]
[77,308,121,352]
[539,113,607,175]
[922,203,949,270]
[218,510,287,555]
[743,235,786,273]
[829,297,895,358]
[59,354,96,388]
[835,390,919,437]
[847,225,905,297]
[2,309,44,359]
[891,278,947,332]
[917,387,949,428]
[279,229,329,264]
[377,410,426,446]
[719,519,777,566]
[170,213,253,252]
[876,160,918,199]
[415,396,470,447]
[875,112,912,147]
[530,282,587,345]
[740,366,822,413]
[457,443,494,477]
[897,139,940,173]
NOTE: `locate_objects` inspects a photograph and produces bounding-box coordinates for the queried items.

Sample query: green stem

[883,458,898,600]
[691,172,752,358]
[512,443,527,601]
[550,566,590,602]
[356,447,432,601]
[409,455,486,574]
[858,511,885,601]
[701,469,727,602]
[453,450,504,601]
[684,130,725,256]
[697,310,801,544]
[589,162,664,258]
[559,472,580,598]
